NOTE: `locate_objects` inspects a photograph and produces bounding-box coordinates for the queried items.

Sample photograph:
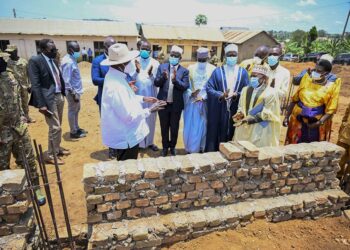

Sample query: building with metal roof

[222,30,278,62]
[0,18,139,60]
[141,24,226,61]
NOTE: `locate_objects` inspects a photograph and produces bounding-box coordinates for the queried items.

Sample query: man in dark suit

[28,39,69,165]
[154,45,189,156]
[91,36,116,111]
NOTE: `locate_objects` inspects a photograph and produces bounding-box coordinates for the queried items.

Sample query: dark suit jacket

[91,53,109,106]
[154,63,189,112]
[28,54,66,111]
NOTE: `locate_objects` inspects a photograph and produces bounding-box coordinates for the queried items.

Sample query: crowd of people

[0,36,349,206]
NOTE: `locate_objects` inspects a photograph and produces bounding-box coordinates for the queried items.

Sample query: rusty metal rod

[38,145,62,249]
[50,140,75,249]
[20,143,50,249]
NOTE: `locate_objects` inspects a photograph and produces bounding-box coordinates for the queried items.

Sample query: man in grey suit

[28,39,70,165]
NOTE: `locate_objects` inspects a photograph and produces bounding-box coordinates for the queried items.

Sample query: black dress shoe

[148,144,159,151]
[170,148,176,156]
[78,128,88,134]
[109,148,117,159]
[70,132,86,139]
[162,148,168,157]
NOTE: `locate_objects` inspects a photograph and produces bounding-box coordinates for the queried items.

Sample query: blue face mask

[73,52,80,60]
[197,62,207,70]
[250,77,260,88]
[140,49,150,59]
[169,56,179,66]
[226,56,237,67]
[268,55,279,66]
[311,71,322,80]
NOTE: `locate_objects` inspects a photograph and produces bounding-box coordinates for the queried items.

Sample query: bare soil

[13,61,350,248]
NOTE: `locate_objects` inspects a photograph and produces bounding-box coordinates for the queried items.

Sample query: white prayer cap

[171,45,183,54]
[320,54,334,64]
[197,47,209,59]
[252,64,269,77]
[224,43,238,54]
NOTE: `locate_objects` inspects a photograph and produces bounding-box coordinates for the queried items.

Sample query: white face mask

[253,56,262,65]
[197,62,207,70]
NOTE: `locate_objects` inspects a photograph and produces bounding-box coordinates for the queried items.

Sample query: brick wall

[83,141,344,224]
[0,169,34,237]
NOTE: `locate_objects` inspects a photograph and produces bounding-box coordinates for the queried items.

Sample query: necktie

[49,59,62,90]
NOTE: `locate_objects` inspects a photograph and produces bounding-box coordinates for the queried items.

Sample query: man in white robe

[183,48,215,153]
[134,41,160,151]
[233,65,281,147]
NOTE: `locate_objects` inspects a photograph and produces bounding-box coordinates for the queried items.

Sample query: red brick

[196,182,209,191]
[178,200,192,209]
[97,203,112,213]
[143,206,157,216]
[186,191,200,199]
[202,189,215,198]
[188,175,202,183]
[144,171,160,179]
[154,179,165,187]
[280,186,291,194]
[171,193,185,202]
[209,195,221,204]
[182,183,195,192]
[135,182,151,190]
[104,193,120,202]
[135,198,149,207]
[146,190,159,198]
[106,210,122,221]
[210,181,224,189]
[116,200,131,210]
[154,195,168,205]
[127,208,141,218]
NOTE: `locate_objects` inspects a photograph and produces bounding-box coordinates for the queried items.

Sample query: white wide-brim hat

[101,43,139,66]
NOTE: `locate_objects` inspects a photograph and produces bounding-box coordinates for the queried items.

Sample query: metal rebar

[38,144,62,249]
[50,140,75,249]
[19,143,50,249]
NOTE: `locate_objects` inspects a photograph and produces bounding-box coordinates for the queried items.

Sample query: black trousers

[158,104,182,149]
[82,55,87,61]
[116,144,139,161]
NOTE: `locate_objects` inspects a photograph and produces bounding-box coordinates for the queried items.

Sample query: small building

[222,30,278,62]
[140,24,226,61]
[0,18,139,60]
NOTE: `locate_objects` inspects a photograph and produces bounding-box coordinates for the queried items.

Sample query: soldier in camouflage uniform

[5,44,35,123]
[0,50,45,205]
[209,48,220,67]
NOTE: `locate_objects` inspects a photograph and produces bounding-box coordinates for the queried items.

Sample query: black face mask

[47,51,57,59]
[0,59,7,73]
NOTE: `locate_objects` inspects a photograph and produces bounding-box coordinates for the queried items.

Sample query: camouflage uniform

[209,54,220,67]
[0,69,39,185]
[6,57,31,120]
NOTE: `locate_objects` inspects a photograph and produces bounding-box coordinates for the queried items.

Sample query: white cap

[197,47,209,59]
[171,45,183,54]
[252,65,269,77]
[320,54,334,64]
[224,44,238,54]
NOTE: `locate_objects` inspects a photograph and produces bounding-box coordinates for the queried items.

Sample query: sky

[0,0,349,34]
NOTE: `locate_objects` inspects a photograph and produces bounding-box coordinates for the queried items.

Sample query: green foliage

[285,41,304,55]
[195,14,207,26]
[309,38,350,56]
[308,26,318,42]
[291,29,307,46]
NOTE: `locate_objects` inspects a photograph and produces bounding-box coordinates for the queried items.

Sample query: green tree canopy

[195,14,208,26]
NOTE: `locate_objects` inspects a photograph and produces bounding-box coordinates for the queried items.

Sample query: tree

[291,29,307,46]
[308,26,318,42]
[195,14,207,26]
[318,29,327,37]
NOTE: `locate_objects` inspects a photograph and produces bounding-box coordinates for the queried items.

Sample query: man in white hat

[233,65,281,147]
[206,43,249,152]
[154,45,189,156]
[100,43,166,161]
[183,47,215,153]
[240,45,270,76]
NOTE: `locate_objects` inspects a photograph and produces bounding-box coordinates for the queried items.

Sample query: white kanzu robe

[183,63,215,153]
[134,57,160,148]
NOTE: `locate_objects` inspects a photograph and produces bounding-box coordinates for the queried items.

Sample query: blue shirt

[61,54,83,95]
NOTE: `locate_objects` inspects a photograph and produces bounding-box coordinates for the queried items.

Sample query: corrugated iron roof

[222,30,276,44]
[142,24,226,42]
[0,18,139,37]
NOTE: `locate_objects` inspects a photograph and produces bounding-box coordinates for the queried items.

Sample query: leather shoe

[78,128,88,134]
[170,148,176,156]
[148,144,159,151]
[58,148,71,156]
[109,148,117,159]
[45,157,64,165]
[70,132,86,139]
[161,148,168,157]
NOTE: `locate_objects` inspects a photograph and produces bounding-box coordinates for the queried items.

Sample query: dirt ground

[16,61,350,248]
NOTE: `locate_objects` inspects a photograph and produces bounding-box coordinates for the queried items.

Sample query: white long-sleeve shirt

[268,64,290,99]
[101,67,150,149]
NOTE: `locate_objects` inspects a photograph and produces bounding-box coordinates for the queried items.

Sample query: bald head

[104,36,116,54]
[254,45,270,60]
[140,40,151,50]
[67,41,80,55]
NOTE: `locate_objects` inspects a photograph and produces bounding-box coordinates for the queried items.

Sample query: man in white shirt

[267,45,291,107]
[81,47,87,61]
[100,43,166,160]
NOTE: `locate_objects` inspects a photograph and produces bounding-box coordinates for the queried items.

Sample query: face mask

[197,62,207,70]
[311,71,322,81]
[268,55,279,66]
[140,50,150,59]
[47,51,57,59]
[226,56,237,67]
[253,56,262,65]
[73,52,80,60]
[250,77,260,88]
[169,56,179,66]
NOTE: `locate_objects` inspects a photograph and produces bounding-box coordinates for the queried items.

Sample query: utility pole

[342,9,350,39]
[13,8,16,18]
